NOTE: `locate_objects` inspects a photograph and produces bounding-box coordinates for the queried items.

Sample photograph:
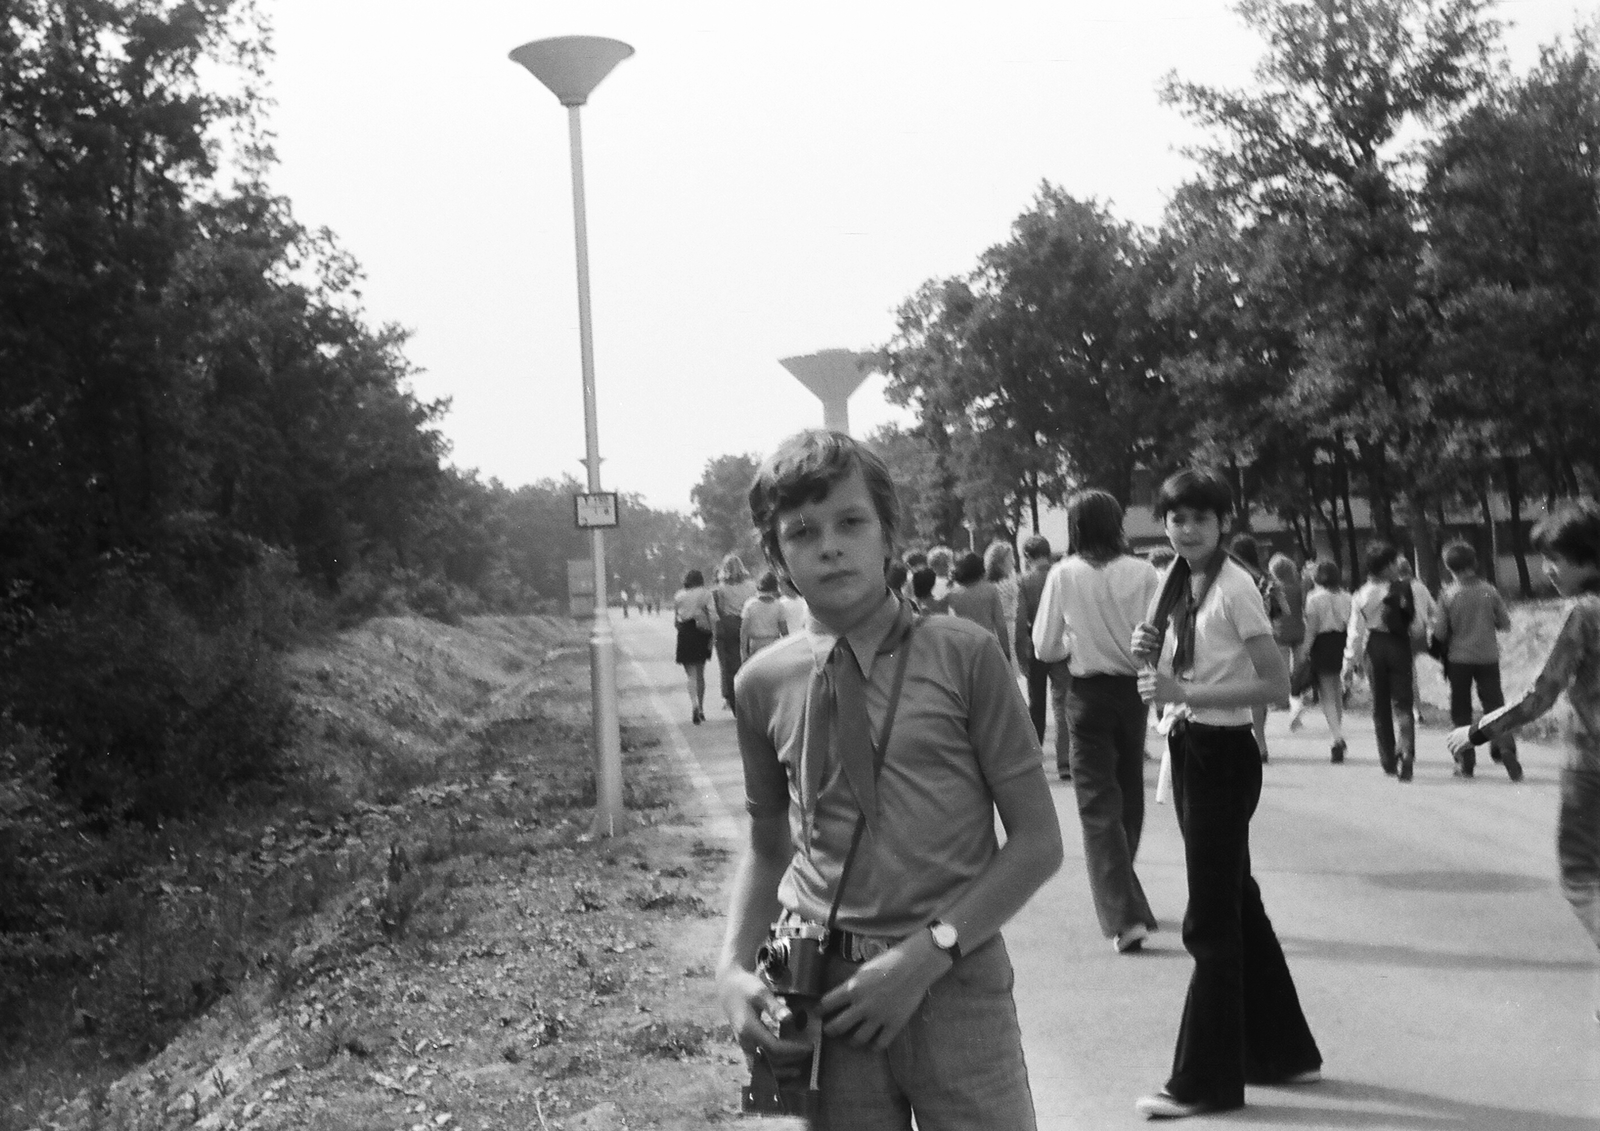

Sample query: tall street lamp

[511,35,633,836]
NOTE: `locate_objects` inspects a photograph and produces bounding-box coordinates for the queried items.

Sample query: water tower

[778,349,872,435]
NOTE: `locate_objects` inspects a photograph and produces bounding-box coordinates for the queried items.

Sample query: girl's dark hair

[1531,500,1600,569]
[748,430,899,581]
[756,569,779,593]
[1067,489,1127,561]
[1154,467,1233,521]
[683,569,704,589]
[953,551,985,586]
[1313,559,1342,589]
[1364,541,1399,580]
[886,560,908,592]
[911,567,936,599]
[1229,533,1262,572]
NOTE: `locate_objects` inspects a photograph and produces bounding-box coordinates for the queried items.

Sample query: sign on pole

[567,558,596,618]
[574,492,620,528]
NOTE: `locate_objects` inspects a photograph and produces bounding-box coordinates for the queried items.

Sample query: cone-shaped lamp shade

[510,36,634,106]
[779,350,873,435]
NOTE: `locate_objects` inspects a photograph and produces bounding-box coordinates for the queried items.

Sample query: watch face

[930,922,958,949]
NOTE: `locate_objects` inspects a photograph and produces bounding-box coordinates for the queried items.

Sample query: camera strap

[824,609,920,936]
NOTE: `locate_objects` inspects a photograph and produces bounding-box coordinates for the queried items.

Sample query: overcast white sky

[263,0,1596,514]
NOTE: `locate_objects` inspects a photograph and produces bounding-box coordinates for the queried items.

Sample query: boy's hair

[1268,552,1298,586]
[756,569,779,594]
[748,430,899,580]
[1022,534,1052,562]
[1442,541,1478,575]
[1229,533,1263,572]
[953,551,985,586]
[1363,540,1400,580]
[1154,467,1233,521]
[927,545,954,575]
[719,552,749,584]
[683,568,704,589]
[1067,489,1128,561]
[1532,499,1600,569]
[903,549,928,570]
[911,566,937,599]
[886,559,909,592]
[983,541,1014,581]
[1313,559,1342,589]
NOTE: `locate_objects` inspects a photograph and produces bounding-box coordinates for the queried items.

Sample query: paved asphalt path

[612,612,1599,1129]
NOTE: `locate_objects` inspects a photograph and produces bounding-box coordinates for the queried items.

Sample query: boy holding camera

[716,430,1063,1129]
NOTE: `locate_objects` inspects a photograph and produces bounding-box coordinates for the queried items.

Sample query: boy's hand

[1138,668,1184,706]
[716,967,814,1067]
[1130,622,1162,664]
[819,932,952,1050]
[1446,726,1476,758]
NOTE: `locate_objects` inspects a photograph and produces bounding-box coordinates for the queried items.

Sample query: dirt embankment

[27,615,749,1131]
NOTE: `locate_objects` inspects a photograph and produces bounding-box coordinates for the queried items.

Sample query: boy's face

[1543,552,1599,597]
[1163,505,1223,566]
[775,468,891,630]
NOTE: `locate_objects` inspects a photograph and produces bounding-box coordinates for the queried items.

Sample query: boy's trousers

[1165,724,1320,1109]
[1447,662,1516,770]
[812,936,1037,1130]
[1559,766,1600,950]
[1066,674,1157,938]
[1365,632,1415,773]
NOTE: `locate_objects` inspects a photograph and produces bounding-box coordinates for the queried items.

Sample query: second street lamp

[510,35,633,837]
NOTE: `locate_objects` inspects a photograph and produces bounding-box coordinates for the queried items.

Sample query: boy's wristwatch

[927,920,962,961]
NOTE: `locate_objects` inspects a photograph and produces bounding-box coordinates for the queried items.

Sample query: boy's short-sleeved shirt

[735,595,1045,938]
[1434,578,1509,665]
[1149,559,1274,727]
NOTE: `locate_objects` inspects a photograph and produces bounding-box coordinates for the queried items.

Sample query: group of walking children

[673,555,802,724]
[711,429,1600,1126]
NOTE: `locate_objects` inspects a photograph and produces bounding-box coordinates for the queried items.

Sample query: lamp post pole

[511,36,634,837]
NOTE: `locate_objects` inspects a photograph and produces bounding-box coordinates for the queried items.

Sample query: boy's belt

[1174,720,1253,735]
[834,928,897,963]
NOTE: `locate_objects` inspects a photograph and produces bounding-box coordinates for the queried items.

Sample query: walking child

[1032,489,1161,953]
[1433,542,1522,780]
[1130,468,1321,1119]
[1448,501,1600,1017]
[1290,560,1354,761]
[1342,542,1424,781]
[717,430,1063,1129]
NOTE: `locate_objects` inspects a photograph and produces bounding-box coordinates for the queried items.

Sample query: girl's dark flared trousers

[1165,723,1321,1109]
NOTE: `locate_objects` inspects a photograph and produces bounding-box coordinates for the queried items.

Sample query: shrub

[1,568,294,821]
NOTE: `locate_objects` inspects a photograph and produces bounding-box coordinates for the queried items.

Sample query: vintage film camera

[742,919,829,1119]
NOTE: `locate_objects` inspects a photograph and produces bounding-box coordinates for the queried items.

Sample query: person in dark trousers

[1343,542,1422,781]
[1015,535,1058,745]
[712,554,759,713]
[717,430,1062,1129]
[1033,491,1161,953]
[1131,468,1321,1120]
[1433,541,1521,780]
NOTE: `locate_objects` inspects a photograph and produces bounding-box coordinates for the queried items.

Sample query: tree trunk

[1502,455,1532,597]
[1477,483,1499,588]
[1359,439,1394,540]
[1404,497,1440,593]
[1335,438,1360,576]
